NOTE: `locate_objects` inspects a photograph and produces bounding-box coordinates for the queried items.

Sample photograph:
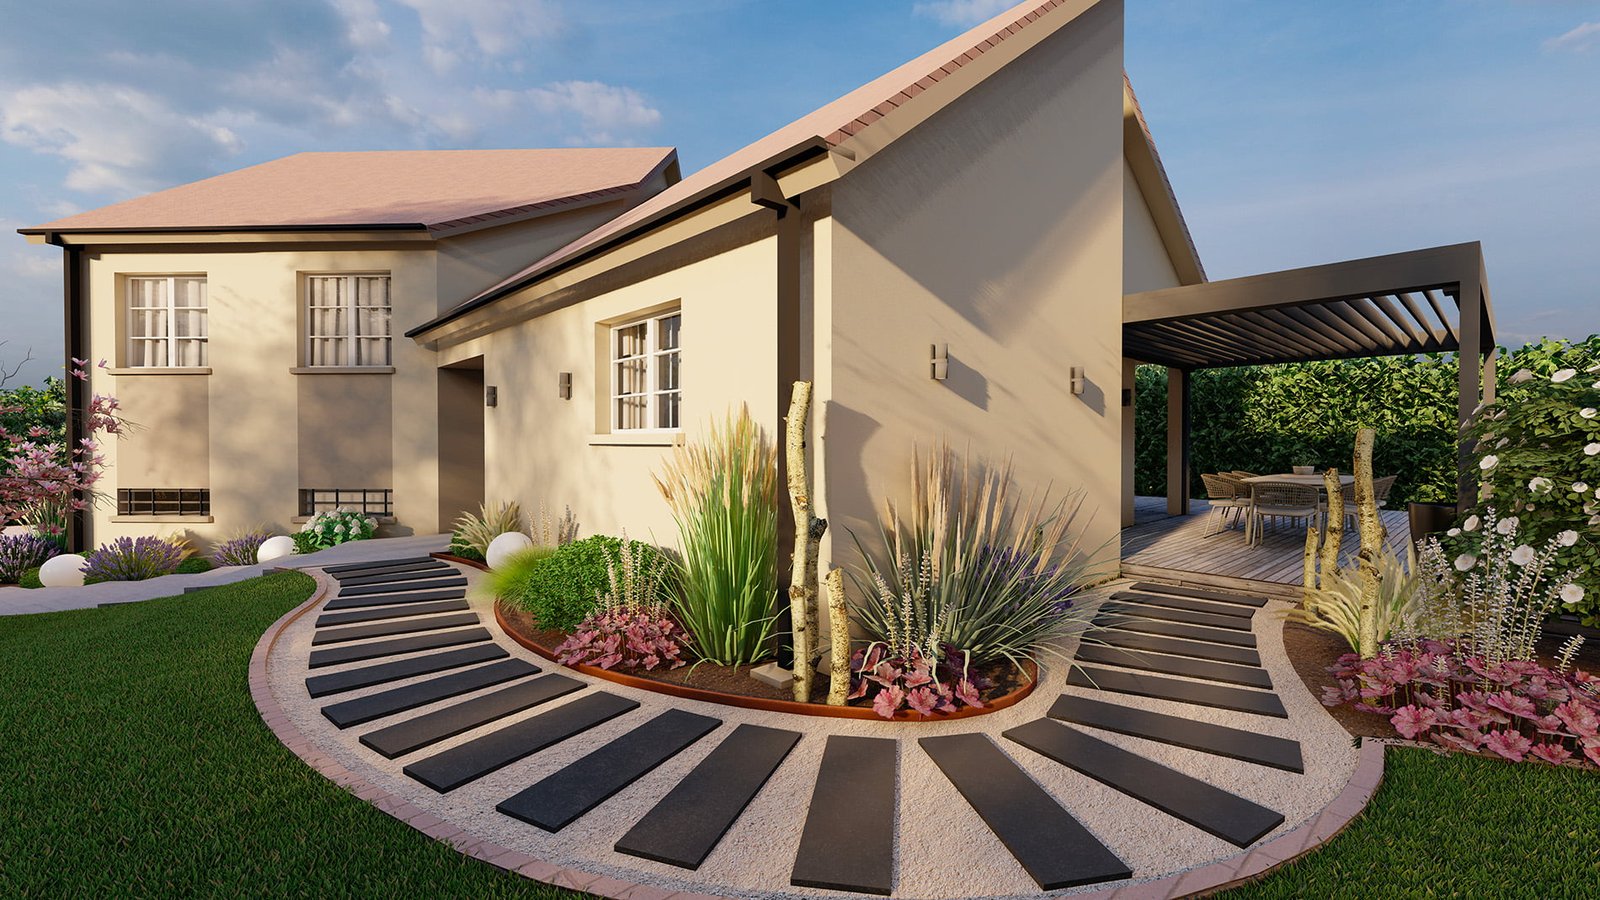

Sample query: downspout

[47,232,90,551]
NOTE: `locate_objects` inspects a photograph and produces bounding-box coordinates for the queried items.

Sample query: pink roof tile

[26,148,677,233]
[415,0,1097,335]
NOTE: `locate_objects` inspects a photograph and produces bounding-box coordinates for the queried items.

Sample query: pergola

[1124,241,1496,517]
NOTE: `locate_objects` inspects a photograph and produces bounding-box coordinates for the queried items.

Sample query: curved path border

[250,564,1386,899]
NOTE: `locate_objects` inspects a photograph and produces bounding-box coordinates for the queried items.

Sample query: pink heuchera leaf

[901,665,934,689]
[848,676,870,700]
[872,685,906,719]
[1485,691,1538,720]
[1530,742,1573,766]
[955,679,984,708]
[905,687,939,716]
[1390,705,1437,740]
[1434,731,1483,753]
[1584,738,1600,767]
[1554,700,1600,738]
[1483,729,1532,761]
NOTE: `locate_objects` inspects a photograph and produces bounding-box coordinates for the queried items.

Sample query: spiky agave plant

[450,500,526,559]
[1284,544,1419,655]
[852,441,1110,673]
[652,405,778,666]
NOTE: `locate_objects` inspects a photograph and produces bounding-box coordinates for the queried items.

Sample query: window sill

[110,515,214,524]
[291,515,397,524]
[290,366,395,375]
[105,367,211,376]
[587,432,682,447]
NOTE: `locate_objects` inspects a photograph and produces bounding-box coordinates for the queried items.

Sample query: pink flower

[1483,729,1533,761]
[1530,743,1573,766]
[1390,705,1438,740]
[872,685,906,719]
[905,687,940,716]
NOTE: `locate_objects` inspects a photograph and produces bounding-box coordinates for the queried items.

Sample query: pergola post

[1166,367,1190,516]
[1455,278,1484,511]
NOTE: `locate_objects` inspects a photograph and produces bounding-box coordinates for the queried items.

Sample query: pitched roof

[23,148,678,234]
[410,0,1105,338]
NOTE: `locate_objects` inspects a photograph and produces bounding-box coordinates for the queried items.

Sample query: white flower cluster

[299,506,380,546]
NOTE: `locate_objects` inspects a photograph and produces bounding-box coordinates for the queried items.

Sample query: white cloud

[525,80,662,144]
[0,84,243,196]
[1545,22,1600,53]
[395,0,564,73]
[912,0,1018,28]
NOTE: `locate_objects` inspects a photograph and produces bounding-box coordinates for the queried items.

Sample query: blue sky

[2,0,1596,384]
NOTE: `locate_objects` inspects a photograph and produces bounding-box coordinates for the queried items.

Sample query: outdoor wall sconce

[558,372,572,400]
[485,385,498,408]
[930,343,948,381]
[1069,366,1086,395]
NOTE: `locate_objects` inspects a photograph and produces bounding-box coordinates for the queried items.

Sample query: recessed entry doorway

[438,356,485,529]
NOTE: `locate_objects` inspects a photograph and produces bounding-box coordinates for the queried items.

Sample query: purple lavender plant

[213,529,270,567]
[82,536,185,582]
[0,532,61,583]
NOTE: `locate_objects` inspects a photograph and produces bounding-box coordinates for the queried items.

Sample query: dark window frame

[298,488,393,517]
[117,488,210,517]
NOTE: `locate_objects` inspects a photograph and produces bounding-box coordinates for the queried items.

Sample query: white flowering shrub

[1453,340,1600,623]
[293,507,379,552]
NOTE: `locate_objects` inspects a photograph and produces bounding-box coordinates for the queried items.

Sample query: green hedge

[506,535,672,632]
[1135,336,1600,504]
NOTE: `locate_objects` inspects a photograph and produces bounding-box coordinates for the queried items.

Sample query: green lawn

[4,574,1597,899]
[1223,746,1600,899]
[0,572,581,898]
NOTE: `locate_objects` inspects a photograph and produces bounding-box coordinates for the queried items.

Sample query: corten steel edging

[248,564,731,900]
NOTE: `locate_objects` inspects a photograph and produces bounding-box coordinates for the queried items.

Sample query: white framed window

[126,276,207,367]
[611,310,681,431]
[305,274,392,367]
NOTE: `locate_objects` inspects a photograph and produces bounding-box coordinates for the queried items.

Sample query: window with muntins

[612,311,680,431]
[117,488,210,517]
[299,488,393,517]
[305,274,392,366]
[127,276,207,367]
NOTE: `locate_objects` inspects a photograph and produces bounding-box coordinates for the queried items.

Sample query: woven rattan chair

[1326,475,1399,531]
[1247,483,1320,545]
[1200,473,1250,536]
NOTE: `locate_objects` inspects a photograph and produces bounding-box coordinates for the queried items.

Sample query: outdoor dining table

[1236,473,1357,543]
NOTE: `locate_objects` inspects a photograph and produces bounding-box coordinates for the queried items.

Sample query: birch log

[785,381,825,702]
[1352,428,1382,658]
[1302,524,1319,601]
[825,567,851,705]
[1320,467,1344,579]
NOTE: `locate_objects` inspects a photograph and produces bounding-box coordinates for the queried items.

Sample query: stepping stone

[1074,644,1272,689]
[323,588,466,611]
[405,692,638,793]
[321,658,540,728]
[305,644,508,698]
[360,673,586,759]
[497,710,722,832]
[1130,582,1269,608]
[329,560,452,581]
[1099,600,1251,632]
[315,598,471,628]
[615,724,801,870]
[334,567,462,587]
[312,611,479,646]
[323,556,439,574]
[792,736,896,895]
[1112,591,1255,620]
[1067,667,1287,718]
[920,733,1131,890]
[307,627,491,669]
[1095,612,1257,648]
[339,576,467,597]
[1094,629,1262,667]
[1005,718,1284,847]
[1049,696,1304,773]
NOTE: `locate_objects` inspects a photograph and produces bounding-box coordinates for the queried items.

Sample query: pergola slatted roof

[1123,242,1497,511]
[1124,242,1493,371]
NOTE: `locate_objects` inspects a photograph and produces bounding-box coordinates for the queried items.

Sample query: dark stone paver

[404,692,640,793]
[1094,613,1258,648]
[305,643,509,698]
[323,556,439,574]
[323,588,467,611]
[307,627,492,669]
[334,567,463,587]
[1067,667,1287,718]
[920,733,1132,890]
[615,724,801,870]
[1094,629,1262,667]
[339,576,467,597]
[1005,718,1284,847]
[314,598,471,627]
[1111,591,1255,620]
[1049,696,1303,773]
[1074,644,1273,689]
[497,710,722,832]
[1129,582,1269,608]
[1098,600,1252,631]
[791,735,896,895]
[360,674,585,759]
[321,658,539,728]
[311,612,480,646]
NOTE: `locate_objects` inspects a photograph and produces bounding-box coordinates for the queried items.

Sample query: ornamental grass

[652,405,777,667]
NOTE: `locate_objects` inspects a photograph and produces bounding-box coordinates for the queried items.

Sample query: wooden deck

[1122,497,1410,600]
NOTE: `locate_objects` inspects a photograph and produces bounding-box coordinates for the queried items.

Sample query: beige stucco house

[23,0,1203,576]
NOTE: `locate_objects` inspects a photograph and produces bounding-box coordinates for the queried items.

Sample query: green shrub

[176,557,214,575]
[20,566,42,589]
[486,536,672,632]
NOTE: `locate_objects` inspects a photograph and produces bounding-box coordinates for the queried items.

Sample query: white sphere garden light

[256,535,298,563]
[486,531,533,569]
[39,553,87,587]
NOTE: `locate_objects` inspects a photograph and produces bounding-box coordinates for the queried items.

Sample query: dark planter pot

[1407,502,1457,543]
